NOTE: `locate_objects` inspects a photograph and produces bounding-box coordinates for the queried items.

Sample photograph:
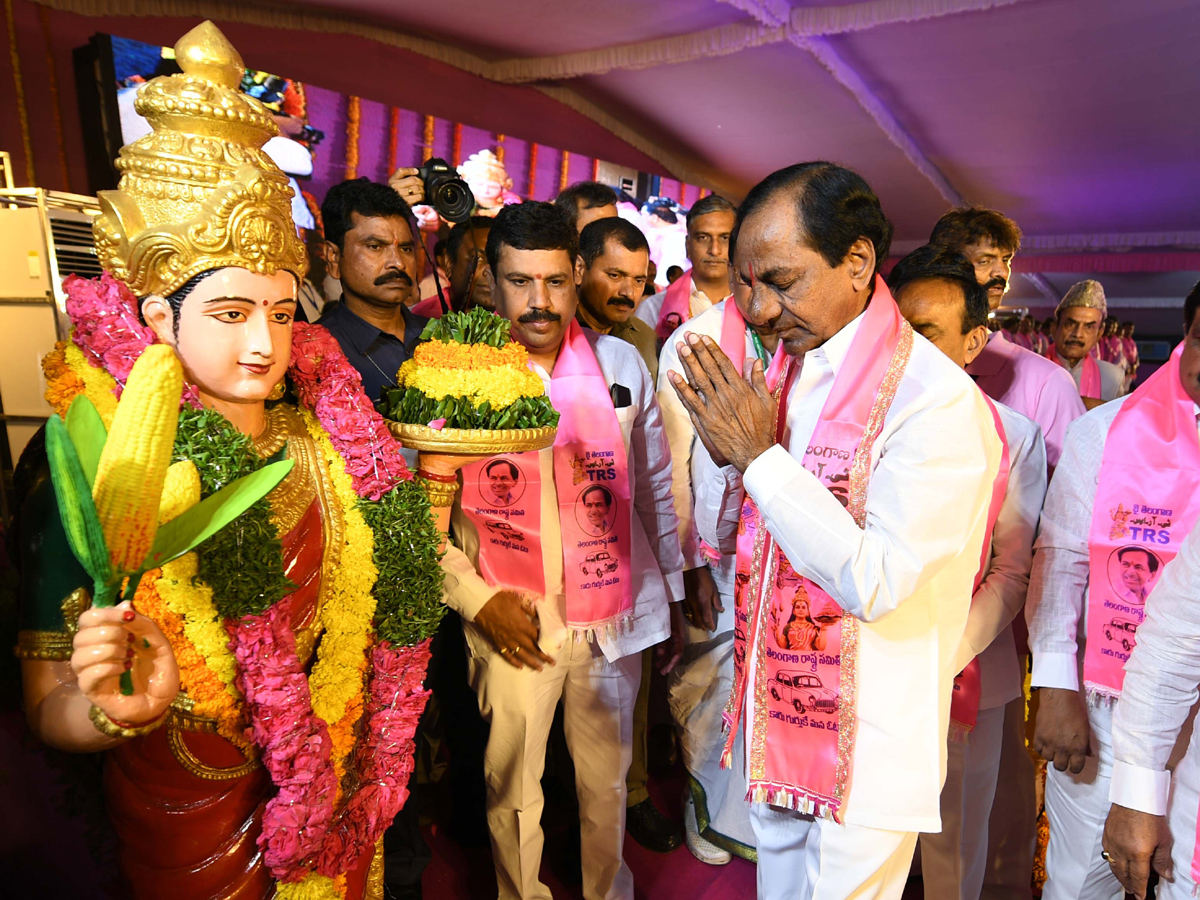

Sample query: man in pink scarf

[930,208,1084,900]
[439,201,686,900]
[1048,280,1126,407]
[636,195,737,340]
[1026,282,1200,900]
[889,247,1048,900]
[1103,295,1200,896]
[672,163,1001,900]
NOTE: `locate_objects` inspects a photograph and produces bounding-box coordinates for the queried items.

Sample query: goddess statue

[14,22,443,900]
[457,148,521,215]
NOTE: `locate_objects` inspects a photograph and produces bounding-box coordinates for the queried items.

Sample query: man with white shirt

[658,288,780,865]
[931,207,1083,468]
[1049,280,1127,407]
[636,194,736,340]
[1026,282,1200,900]
[440,201,685,900]
[930,206,1084,900]
[888,245,1048,900]
[671,162,1001,900]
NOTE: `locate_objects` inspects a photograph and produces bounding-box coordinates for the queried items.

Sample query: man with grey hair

[637,194,737,340]
[1048,280,1126,407]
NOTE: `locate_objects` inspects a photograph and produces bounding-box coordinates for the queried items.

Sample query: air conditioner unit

[0,186,102,489]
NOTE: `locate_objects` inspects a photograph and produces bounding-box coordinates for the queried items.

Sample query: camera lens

[434,180,475,224]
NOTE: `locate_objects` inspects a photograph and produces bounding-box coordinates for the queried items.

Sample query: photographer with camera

[319,162,477,405]
[318,167,489,899]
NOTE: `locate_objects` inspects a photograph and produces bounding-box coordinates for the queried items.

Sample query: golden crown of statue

[94,21,308,298]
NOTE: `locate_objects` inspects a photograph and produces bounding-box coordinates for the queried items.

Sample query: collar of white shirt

[801,308,865,377]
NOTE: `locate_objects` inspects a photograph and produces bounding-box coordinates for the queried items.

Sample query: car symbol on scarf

[769,671,838,715]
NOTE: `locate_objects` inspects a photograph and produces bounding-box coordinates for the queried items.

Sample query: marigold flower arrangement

[45,274,446,898]
[382,307,559,430]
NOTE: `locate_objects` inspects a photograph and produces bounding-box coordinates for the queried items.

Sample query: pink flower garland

[288,322,412,498]
[312,640,432,876]
[229,601,339,879]
[63,273,202,407]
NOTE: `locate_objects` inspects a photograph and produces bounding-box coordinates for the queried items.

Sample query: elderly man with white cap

[1047,280,1126,408]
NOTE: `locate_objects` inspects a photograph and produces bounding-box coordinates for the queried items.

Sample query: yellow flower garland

[301,407,379,728]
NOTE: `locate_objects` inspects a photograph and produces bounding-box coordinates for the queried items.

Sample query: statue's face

[143,268,297,406]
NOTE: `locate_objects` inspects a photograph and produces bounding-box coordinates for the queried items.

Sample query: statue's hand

[71,600,179,726]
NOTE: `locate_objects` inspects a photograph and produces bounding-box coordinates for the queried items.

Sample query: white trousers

[750,803,917,900]
[668,623,755,855]
[919,703,1006,900]
[1043,701,1121,900]
[980,695,1038,900]
[470,638,642,900]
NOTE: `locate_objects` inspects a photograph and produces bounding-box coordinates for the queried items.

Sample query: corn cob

[91,345,184,574]
[158,460,201,524]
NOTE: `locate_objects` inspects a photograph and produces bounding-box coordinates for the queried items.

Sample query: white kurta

[702,310,1000,833]
[1110,520,1200,900]
[1058,353,1127,402]
[691,305,999,900]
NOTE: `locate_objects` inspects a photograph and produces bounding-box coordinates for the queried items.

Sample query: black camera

[416,157,475,224]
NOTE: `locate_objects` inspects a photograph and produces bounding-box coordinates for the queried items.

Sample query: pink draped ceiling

[3,0,1199,309]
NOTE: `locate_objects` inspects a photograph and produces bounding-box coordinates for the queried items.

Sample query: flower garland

[344,96,360,181]
[387,107,401,175]
[155,553,247,745]
[289,323,412,500]
[233,597,341,878]
[62,273,201,407]
[301,408,378,728]
[558,149,570,193]
[526,142,538,197]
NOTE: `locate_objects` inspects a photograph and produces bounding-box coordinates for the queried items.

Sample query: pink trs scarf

[720,278,912,821]
[459,320,633,639]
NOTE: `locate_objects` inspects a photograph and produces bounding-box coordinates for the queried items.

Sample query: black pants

[383,610,489,889]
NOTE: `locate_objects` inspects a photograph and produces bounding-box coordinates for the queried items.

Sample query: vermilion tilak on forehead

[749,261,756,289]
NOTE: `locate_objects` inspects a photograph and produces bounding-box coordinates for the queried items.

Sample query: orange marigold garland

[558,150,570,193]
[526,142,539,198]
[344,96,361,181]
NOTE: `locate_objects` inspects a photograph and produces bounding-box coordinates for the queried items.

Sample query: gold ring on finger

[1101,850,1113,863]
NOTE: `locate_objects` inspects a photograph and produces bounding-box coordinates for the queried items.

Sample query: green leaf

[142,459,294,569]
[45,415,112,590]
[64,397,107,487]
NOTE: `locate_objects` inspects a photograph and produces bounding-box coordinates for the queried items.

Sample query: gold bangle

[88,704,166,739]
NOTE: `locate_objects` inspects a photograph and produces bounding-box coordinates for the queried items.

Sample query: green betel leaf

[44,415,112,590]
[64,396,108,487]
[143,459,294,569]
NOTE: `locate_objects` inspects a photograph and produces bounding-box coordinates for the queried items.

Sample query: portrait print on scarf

[1082,343,1200,701]
[460,320,634,639]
